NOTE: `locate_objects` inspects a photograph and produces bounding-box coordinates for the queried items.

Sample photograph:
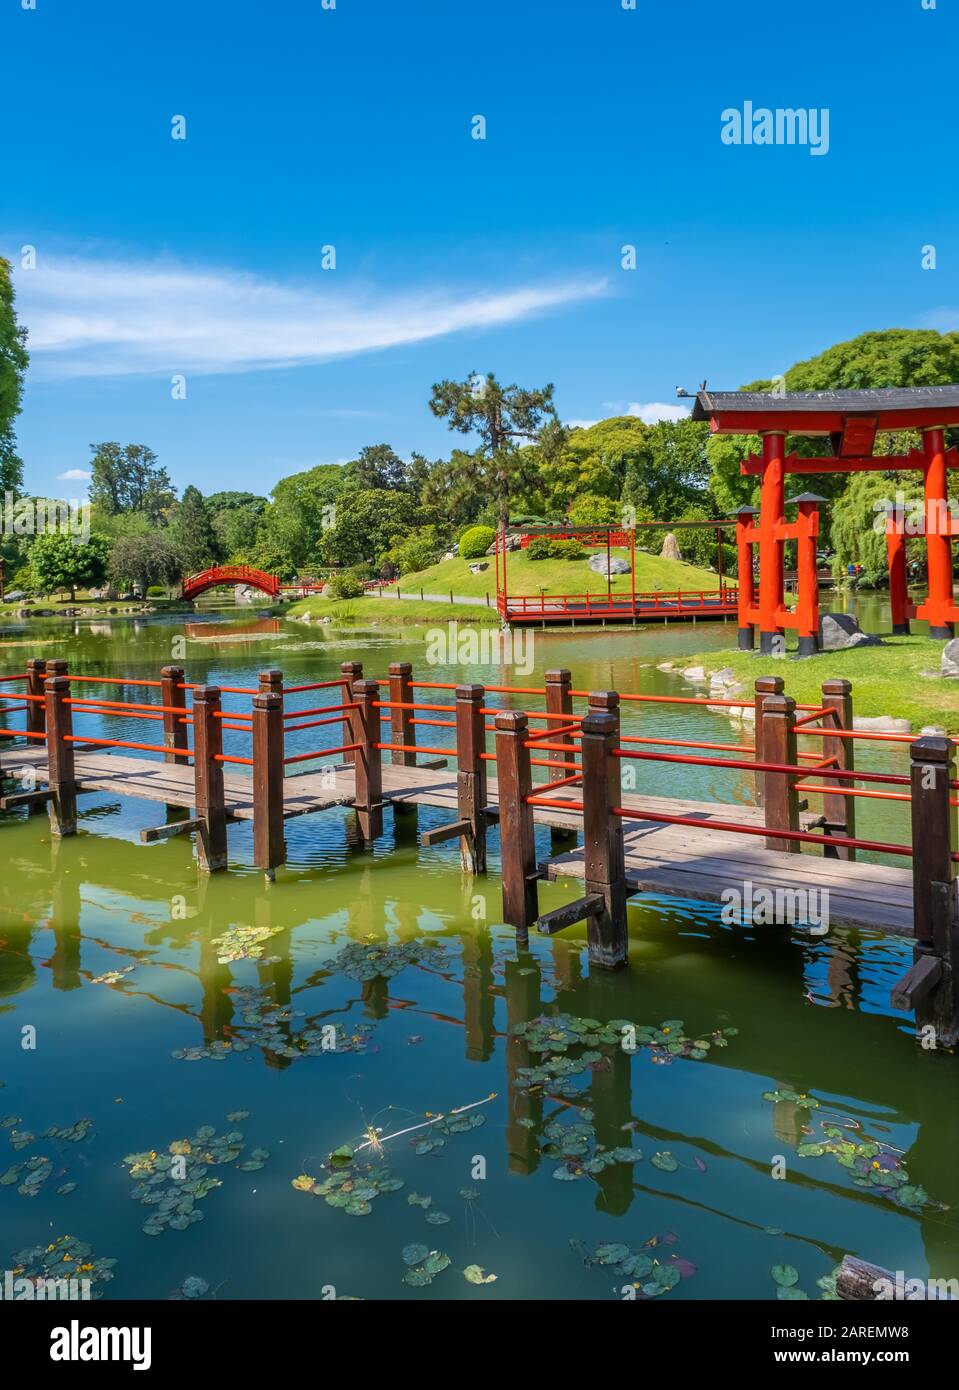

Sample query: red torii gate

[692,386,959,651]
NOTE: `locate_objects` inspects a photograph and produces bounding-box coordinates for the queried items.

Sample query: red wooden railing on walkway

[0,656,955,1040]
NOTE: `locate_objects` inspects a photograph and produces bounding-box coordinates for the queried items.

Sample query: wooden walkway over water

[6,739,914,937]
[0,656,952,1043]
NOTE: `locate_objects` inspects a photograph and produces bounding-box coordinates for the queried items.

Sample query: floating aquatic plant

[512,1014,736,1097]
[123,1118,269,1236]
[171,986,376,1062]
[90,966,136,986]
[570,1235,695,1298]
[9,1235,117,1297]
[327,939,449,983]
[762,1091,946,1213]
[210,924,284,964]
[401,1244,451,1287]
[292,1160,405,1218]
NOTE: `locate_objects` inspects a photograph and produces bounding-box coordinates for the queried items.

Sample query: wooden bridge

[0,657,956,1046]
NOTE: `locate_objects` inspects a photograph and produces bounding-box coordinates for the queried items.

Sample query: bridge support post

[494,711,538,940]
[192,686,228,871]
[893,737,959,1046]
[340,661,363,766]
[820,679,855,859]
[580,709,628,969]
[351,678,383,842]
[455,683,487,873]
[45,673,77,837]
[160,665,189,763]
[26,658,46,737]
[754,675,784,808]
[253,686,286,879]
[760,693,799,853]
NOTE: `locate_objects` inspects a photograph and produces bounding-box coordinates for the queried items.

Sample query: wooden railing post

[545,668,573,766]
[760,693,799,852]
[455,683,487,872]
[253,688,286,878]
[26,658,46,737]
[580,709,628,969]
[891,736,959,1044]
[820,678,855,860]
[45,673,77,837]
[494,711,538,937]
[754,675,784,808]
[258,668,285,766]
[192,685,228,871]
[160,665,189,764]
[340,661,363,766]
[388,661,415,766]
[351,678,383,841]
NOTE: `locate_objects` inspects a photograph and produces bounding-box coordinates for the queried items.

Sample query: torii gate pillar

[757,431,787,654]
[917,426,954,639]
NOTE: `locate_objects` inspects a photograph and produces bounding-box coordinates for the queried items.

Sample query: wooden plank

[537,893,604,935]
[139,818,202,843]
[420,818,472,847]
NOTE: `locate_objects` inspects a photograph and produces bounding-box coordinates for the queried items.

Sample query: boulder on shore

[819,613,883,651]
[941,637,959,678]
[587,554,631,576]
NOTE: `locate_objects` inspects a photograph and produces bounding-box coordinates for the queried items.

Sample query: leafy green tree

[108,531,181,593]
[545,417,646,512]
[169,486,221,573]
[320,489,418,568]
[567,494,622,526]
[0,257,28,497]
[341,444,409,492]
[429,372,557,520]
[622,418,711,519]
[29,532,109,600]
[88,444,177,521]
[207,492,267,560]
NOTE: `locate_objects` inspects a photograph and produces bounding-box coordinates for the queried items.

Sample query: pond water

[0,601,954,1303]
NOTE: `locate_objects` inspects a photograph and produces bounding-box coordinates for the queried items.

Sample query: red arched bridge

[181,565,281,600]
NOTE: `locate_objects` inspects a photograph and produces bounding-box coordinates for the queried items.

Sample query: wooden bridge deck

[3,746,911,935]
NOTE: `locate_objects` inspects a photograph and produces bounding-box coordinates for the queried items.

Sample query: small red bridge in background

[181,565,335,601]
[181,564,281,601]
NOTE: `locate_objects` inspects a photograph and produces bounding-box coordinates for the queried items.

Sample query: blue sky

[3,0,958,500]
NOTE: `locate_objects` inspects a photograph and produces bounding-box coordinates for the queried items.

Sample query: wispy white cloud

[624,401,690,424]
[570,401,690,429]
[13,254,607,380]
[56,468,91,480]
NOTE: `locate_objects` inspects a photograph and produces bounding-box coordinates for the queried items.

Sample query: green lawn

[387,546,721,600]
[679,634,959,732]
[286,596,501,626]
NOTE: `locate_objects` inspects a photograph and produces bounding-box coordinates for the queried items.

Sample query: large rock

[819,612,884,650]
[941,637,959,678]
[660,533,681,560]
[587,554,631,576]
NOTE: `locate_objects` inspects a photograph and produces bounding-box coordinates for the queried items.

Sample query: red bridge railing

[181,564,280,600]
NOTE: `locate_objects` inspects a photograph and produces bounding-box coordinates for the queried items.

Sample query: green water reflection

[0,604,952,1302]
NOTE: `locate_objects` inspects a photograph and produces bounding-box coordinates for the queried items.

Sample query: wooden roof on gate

[691,385,959,444]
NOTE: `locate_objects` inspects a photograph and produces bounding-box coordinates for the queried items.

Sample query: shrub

[459,525,496,560]
[327,571,366,600]
[146,584,167,597]
[526,537,553,560]
[526,537,585,561]
[550,539,585,560]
